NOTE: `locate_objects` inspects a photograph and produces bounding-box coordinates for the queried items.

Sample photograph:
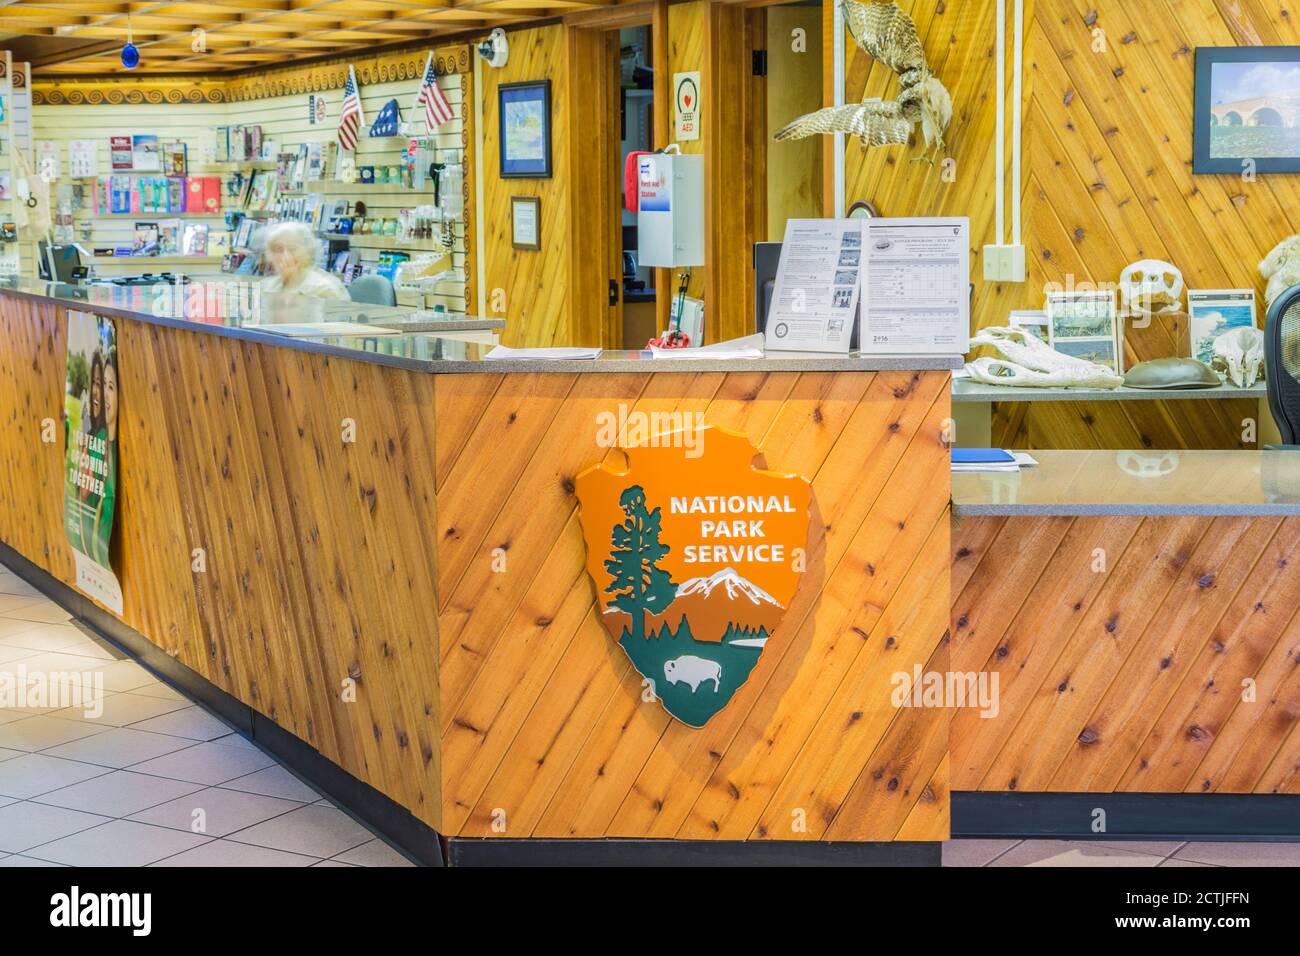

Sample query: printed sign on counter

[861,217,970,354]
[576,426,812,727]
[63,311,123,615]
[764,218,863,353]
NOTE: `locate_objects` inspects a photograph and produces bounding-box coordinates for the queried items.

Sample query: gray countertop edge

[952,381,1266,402]
[953,501,1300,517]
[2,288,961,374]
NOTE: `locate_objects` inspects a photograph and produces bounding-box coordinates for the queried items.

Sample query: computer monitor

[37,242,87,283]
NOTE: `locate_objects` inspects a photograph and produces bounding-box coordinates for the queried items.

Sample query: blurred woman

[89,348,120,566]
[260,221,349,301]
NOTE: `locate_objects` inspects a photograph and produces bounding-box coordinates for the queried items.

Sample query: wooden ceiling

[0,0,628,75]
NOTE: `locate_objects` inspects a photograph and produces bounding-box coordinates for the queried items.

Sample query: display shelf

[91,255,224,264]
[321,233,450,251]
[74,211,227,219]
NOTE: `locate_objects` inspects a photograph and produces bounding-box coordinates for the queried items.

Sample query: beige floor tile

[0,855,68,866]
[0,625,102,655]
[1089,841,1185,857]
[129,739,275,785]
[332,838,414,867]
[29,819,211,866]
[942,839,1020,867]
[34,769,205,817]
[150,838,320,867]
[0,748,21,762]
[220,764,321,802]
[0,576,41,599]
[1171,842,1300,867]
[125,683,186,701]
[0,715,106,752]
[0,801,110,853]
[0,594,51,616]
[89,659,161,694]
[130,786,305,837]
[0,643,46,665]
[129,705,233,741]
[311,859,357,867]
[51,692,188,728]
[44,727,196,769]
[226,804,374,858]
[2,601,74,625]
[0,753,111,799]
[1160,858,1217,866]
[989,840,1165,867]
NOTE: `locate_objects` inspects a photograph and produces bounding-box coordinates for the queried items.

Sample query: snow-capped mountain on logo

[675,567,783,609]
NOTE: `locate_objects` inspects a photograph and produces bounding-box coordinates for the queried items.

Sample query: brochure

[860,217,971,354]
[132,135,162,172]
[764,218,863,353]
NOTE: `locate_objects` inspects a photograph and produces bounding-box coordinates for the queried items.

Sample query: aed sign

[673,71,700,141]
[575,425,812,728]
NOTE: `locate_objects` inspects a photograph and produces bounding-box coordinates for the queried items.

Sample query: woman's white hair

[262,221,320,269]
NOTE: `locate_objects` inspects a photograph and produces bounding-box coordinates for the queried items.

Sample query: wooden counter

[0,289,955,859]
[950,452,1300,822]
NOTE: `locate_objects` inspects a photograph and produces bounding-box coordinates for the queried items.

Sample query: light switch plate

[983,244,1026,282]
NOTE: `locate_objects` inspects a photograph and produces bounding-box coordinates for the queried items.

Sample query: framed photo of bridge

[1195,46,1300,174]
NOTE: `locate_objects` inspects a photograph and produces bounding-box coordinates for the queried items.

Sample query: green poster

[63,310,123,614]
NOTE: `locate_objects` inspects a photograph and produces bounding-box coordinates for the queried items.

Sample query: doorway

[616,25,660,350]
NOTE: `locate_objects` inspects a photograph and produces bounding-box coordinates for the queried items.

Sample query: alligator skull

[1119,259,1183,316]
[1211,326,1265,388]
[963,326,1125,389]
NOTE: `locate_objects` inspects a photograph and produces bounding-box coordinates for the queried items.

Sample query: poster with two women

[63,310,123,614]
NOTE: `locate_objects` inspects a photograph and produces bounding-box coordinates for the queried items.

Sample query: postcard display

[765,217,970,355]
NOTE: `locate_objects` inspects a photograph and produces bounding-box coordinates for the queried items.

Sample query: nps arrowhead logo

[575,425,812,728]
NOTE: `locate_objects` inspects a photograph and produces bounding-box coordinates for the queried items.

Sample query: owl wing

[773,101,911,145]
[843,0,928,75]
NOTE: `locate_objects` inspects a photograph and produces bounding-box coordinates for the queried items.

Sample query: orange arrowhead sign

[575,425,813,727]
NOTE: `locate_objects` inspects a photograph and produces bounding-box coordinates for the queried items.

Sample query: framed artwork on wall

[1194,45,1300,174]
[499,80,552,178]
[511,196,540,250]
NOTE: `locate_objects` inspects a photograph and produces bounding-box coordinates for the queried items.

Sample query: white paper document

[764,219,863,354]
[651,334,764,360]
[862,217,970,354]
[484,346,601,361]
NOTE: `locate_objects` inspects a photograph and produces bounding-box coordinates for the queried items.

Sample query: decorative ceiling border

[33,44,470,106]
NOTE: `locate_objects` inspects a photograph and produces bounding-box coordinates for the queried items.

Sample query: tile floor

[943,839,1300,867]
[0,565,412,867]
[4,566,1296,869]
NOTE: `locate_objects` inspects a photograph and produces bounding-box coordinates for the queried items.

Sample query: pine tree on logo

[604,485,676,641]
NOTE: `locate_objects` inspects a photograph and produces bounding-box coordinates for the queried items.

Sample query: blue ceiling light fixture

[121,19,139,70]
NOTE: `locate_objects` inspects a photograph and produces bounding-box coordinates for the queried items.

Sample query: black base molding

[0,541,442,868]
[444,837,940,867]
[953,790,1300,842]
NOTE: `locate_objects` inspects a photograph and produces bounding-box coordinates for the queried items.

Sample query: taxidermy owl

[774,1,953,158]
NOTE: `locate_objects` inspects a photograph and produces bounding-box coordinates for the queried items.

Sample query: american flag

[415,52,455,131]
[337,65,364,151]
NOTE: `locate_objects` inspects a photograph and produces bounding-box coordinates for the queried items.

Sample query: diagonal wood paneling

[0,293,443,828]
[435,369,953,839]
[952,513,1300,795]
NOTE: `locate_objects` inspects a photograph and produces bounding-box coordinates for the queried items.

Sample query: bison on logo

[575,426,812,727]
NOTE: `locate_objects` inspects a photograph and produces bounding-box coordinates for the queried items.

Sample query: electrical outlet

[983,244,1026,282]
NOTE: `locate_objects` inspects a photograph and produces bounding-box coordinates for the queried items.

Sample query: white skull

[1210,326,1265,388]
[1119,259,1184,316]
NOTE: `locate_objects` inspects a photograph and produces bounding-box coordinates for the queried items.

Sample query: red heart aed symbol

[684,94,692,107]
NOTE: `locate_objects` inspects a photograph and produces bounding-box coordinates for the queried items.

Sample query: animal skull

[1211,326,1265,388]
[963,326,1125,389]
[1119,259,1183,316]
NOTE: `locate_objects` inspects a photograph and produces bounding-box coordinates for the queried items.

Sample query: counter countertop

[1,279,961,375]
[953,378,1267,402]
[952,450,1300,517]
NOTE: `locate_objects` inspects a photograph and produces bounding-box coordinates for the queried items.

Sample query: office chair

[1264,283,1300,446]
[348,274,396,306]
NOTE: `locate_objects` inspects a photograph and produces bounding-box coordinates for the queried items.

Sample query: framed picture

[499,81,552,178]
[511,196,541,250]
[1194,46,1300,174]
[1187,289,1257,364]
[1046,289,1122,375]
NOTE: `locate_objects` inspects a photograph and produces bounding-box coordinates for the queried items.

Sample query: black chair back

[1265,283,1300,445]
